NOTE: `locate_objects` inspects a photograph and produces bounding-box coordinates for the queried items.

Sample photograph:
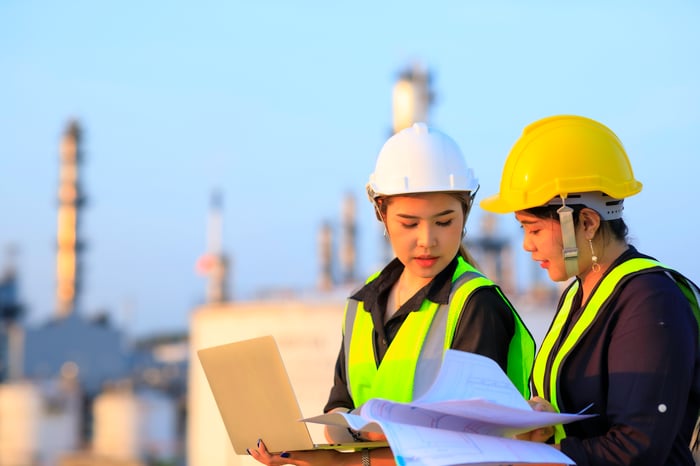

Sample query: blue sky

[2,1,699,336]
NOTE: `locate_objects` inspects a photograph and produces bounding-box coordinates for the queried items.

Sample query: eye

[519,225,540,235]
[436,219,453,227]
[401,222,418,229]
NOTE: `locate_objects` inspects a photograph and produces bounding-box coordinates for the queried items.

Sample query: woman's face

[384,193,465,281]
[515,210,582,282]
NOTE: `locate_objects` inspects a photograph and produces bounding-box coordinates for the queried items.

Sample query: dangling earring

[383,227,388,238]
[589,239,600,272]
[462,227,467,238]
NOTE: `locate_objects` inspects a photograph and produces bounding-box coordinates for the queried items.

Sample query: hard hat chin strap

[557,201,579,278]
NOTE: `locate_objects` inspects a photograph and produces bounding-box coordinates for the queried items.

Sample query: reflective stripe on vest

[532,257,700,442]
[343,257,534,406]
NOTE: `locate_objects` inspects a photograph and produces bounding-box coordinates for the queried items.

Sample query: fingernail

[280,452,290,458]
[246,448,251,455]
[257,438,261,448]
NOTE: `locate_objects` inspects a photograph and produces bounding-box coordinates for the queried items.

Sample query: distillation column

[382,63,435,262]
[55,120,85,318]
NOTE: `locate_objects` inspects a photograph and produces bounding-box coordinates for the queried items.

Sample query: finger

[248,439,276,465]
[364,431,388,442]
[531,396,557,414]
[256,440,297,466]
[542,426,554,439]
[532,427,554,443]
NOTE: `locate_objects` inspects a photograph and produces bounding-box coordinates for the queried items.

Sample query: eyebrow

[396,209,456,220]
[516,217,542,226]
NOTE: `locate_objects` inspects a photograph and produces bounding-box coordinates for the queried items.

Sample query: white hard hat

[367,122,479,199]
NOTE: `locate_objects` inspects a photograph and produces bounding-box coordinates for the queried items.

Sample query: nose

[522,234,535,253]
[417,224,437,249]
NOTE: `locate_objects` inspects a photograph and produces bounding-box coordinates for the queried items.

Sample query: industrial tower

[339,193,357,285]
[382,63,435,262]
[196,190,230,304]
[55,120,86,318]
[317,221,333,292]
[391,62,435,134]
[317,193,358,291]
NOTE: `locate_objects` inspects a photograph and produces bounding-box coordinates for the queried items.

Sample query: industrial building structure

[0,121,185,466]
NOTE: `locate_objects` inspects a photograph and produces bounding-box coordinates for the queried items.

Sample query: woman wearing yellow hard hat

[249,123,536,465]
[481,115,700,465]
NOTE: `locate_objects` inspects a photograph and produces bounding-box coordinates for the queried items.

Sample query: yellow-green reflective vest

[343,256,535,407]
[532,257,700,443]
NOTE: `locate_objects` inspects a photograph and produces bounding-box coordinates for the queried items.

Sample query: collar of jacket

[350,255,458,315]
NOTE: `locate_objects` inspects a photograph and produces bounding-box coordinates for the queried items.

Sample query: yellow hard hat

[480,115,642,214]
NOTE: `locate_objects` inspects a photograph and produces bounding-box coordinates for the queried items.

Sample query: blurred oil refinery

[0,64,558,466]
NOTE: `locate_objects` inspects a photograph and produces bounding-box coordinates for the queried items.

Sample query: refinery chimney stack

[55,120,85,318]
[391,62,434,134]
[339,193,357,284]
[196,190,230,303]
[382,63,435,262]
[317,221,334,291]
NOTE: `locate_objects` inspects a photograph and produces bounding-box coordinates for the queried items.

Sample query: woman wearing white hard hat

[481,115,700,465]
[249,123,536,466]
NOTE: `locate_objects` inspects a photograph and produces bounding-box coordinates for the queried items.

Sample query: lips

[414,256,439,268]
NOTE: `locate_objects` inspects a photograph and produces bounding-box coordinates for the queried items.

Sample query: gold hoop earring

[589,239,600,272]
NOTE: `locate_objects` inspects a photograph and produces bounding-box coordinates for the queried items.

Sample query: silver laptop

[197,335,387,455]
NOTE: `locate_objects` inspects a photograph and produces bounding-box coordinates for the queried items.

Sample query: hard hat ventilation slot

[547,192,624,221]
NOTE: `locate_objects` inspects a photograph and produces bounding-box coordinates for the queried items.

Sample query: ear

[579,208,601,239]
[373,197,386,222]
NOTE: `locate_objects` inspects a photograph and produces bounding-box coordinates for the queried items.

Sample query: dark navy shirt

[548,246,700,465]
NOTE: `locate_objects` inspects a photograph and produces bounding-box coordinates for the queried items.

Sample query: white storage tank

[0,382,41,466]
[92,386,177,463]
[187,299,345,466]
[139,389,178,461]
[93,387,142,460]
[36,379,82,464]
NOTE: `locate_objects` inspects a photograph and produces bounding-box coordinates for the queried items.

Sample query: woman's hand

[324,407,355,443]
[248,439,342,466]
[514,396,556,443]
[357,430,387,442]
[324,406,388,443]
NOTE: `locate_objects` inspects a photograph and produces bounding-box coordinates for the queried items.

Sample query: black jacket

[545,246,700,465]
[324,256,517,412]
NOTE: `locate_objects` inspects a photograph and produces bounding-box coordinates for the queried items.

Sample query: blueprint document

[304,350,594,465]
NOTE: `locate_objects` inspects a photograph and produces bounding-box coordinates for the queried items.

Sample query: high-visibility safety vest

[343,256,535,407]
[532,257,700,443]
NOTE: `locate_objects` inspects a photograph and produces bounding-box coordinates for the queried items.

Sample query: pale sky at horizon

[2,1,699,336]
